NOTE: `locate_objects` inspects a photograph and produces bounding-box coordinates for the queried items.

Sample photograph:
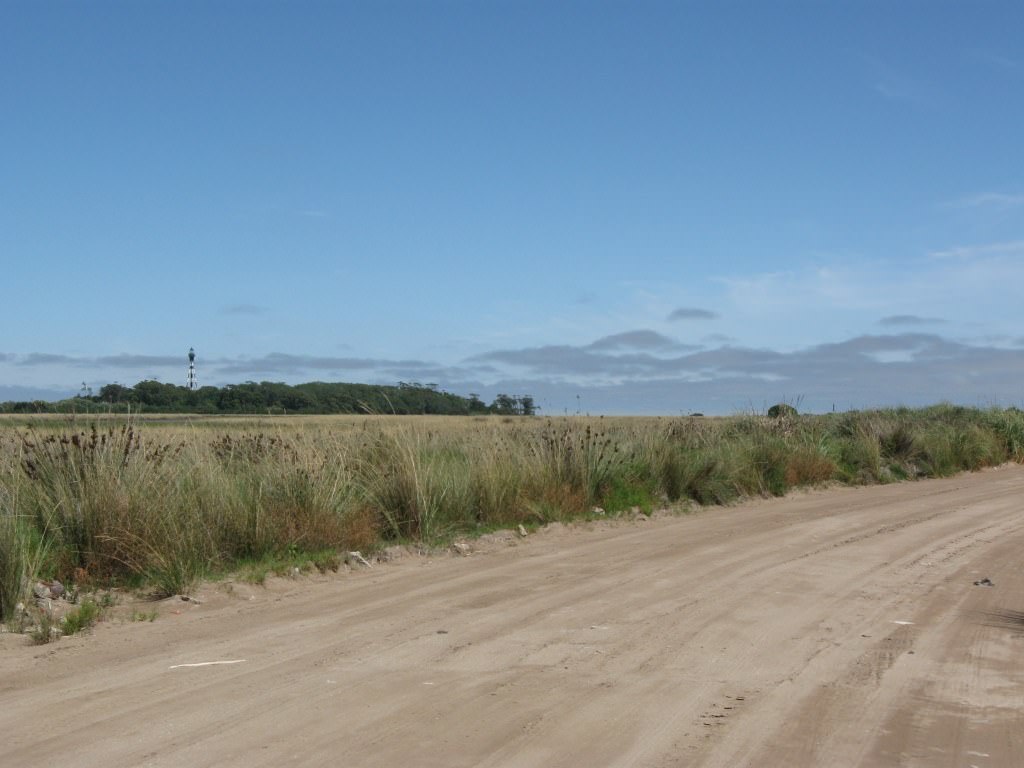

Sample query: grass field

[2,405,1023,625]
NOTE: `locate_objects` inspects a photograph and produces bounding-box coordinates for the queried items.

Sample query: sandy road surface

[2,466,1023,767]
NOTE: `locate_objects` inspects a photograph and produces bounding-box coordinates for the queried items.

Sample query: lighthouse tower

[186,347,197,390]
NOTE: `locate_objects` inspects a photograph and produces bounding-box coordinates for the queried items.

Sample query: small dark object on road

[973,577,994,587]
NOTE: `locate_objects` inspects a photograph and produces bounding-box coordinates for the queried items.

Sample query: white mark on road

[169,660,247,669]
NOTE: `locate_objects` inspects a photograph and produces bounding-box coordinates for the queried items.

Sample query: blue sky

[2,1,1023,414]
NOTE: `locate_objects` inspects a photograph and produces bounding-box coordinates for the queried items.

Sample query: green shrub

[62,599,101,635]
[834,431,882,483]
[742,438,791,496]
[677,450,737,506]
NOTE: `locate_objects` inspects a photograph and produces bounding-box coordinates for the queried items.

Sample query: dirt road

[2,466,1023,767]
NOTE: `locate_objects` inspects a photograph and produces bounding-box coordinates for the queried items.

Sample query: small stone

[33,582,51,600]
[591,507,606,516]
[517,524,528,537]
[346,551,372,568]
[452,541,471,555]
[48,580,65,599]
[378,545,407,562]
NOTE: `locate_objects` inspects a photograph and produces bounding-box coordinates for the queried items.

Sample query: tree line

[0,380,538,416]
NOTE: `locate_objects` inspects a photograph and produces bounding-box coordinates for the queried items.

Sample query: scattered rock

[452,540,471,556]
[477,530,517,546]
[32,580,72,603]
[973,577,994,587]
[592,507,606,516]
[517,524,528,537]
[377,545,408,562]
[346,551,373,568]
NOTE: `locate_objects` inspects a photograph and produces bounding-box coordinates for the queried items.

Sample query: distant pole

[187,347,197,390]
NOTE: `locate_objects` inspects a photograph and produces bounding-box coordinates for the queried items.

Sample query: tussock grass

[62,598,101,635]
[1,406,1021,618]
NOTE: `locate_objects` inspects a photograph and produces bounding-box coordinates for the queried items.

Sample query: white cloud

[945,192,1024,211]
[929,240,1024,260]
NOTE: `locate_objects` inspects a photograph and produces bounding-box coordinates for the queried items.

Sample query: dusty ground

[2,466,1023,767]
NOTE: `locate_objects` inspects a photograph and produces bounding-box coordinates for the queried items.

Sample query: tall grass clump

[353,426,475,542]
[210,432,359,559]
[986,407,1024,462]
[914,423,1004,476]
[0,503,31,623]
[523,421,643,520]
[13,424,201,592]
[466,429,530,525]
[673,449,738,505]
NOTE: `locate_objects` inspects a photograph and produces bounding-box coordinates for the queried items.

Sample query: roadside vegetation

[2,405,1023,626]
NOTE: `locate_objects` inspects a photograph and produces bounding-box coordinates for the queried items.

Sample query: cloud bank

[4,329,1022,414]
[667,307,718,321]
[879,315,944,327]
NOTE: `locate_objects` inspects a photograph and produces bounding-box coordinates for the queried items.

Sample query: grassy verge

[1,405,1022,623]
